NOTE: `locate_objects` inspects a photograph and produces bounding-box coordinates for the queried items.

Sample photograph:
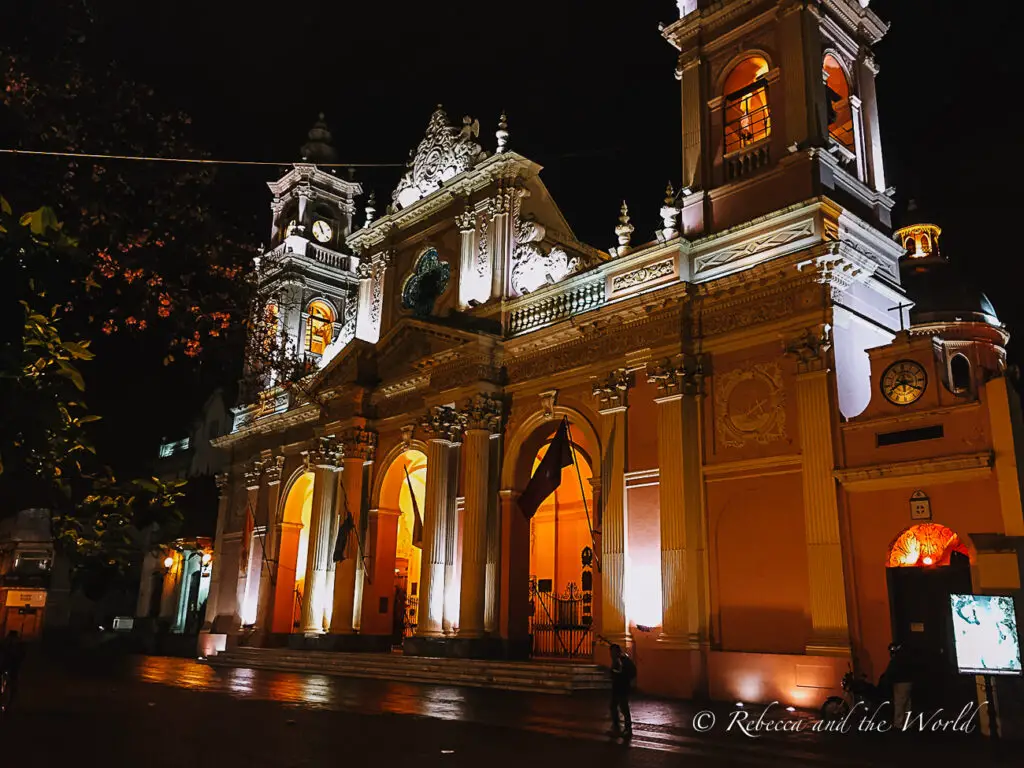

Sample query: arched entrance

[275,471,314,633]
[376,449,427,646]
[504,410,601,661]
[886,523,975,711]
[529,440,595,658]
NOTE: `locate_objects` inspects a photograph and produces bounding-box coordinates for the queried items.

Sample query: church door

[887,525,976,714]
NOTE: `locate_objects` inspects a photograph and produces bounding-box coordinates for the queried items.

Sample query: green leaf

[0,196,11,215]
[57,359,86,391]
[19,206,62,236]
[78,414,102,424]
[63,341,96,361]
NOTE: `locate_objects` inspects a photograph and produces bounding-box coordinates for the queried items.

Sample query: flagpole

[562,416,601,573]
[337,472,371,585]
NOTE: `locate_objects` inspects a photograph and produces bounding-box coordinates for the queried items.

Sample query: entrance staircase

[205,648,610,693]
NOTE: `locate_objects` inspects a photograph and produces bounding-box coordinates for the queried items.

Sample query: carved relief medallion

[715,361,787,448]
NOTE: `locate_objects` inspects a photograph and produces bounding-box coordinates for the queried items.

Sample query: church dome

[895,222,1000,327]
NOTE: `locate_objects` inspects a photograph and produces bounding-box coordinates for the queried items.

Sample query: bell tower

[663,0,893,237]
[256,116,363,381]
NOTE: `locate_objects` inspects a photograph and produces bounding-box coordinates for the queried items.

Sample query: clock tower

[256,116,363,381]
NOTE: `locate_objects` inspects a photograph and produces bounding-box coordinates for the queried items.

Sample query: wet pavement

[0,649,1015,767]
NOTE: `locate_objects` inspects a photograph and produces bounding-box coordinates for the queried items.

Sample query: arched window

[904,236,915,253]
[305,300,335,355]
[920,234,931,253]
[823,54,854,151]
[723,56,771,154]
[950,354,971,393]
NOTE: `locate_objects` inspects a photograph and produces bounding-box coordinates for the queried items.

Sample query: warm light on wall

[887,523,968,568]
[625,559,663,630]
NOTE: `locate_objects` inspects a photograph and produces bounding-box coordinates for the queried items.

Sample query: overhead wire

[0,148,405,167]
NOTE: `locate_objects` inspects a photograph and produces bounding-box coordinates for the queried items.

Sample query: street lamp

[163,555,174,570]
[201,552,212,566]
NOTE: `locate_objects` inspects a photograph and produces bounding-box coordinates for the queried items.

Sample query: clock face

[312,220,333,243]
[881,360,927,406]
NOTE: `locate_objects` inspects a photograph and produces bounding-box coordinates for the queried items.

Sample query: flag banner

[518,418,573,520]
[239,502,254,577]
[333,513,355,563]
[404,464,424,548]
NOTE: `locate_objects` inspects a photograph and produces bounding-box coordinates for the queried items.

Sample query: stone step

[217,648,607,674]
[206,648,610,693]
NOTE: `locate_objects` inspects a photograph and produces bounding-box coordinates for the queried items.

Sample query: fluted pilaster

[594,369,631,645]
[788,327,850,654]
[648,355,705,646]
[255,456,285,637]
[458,394,503,637]
[416,406,462,636]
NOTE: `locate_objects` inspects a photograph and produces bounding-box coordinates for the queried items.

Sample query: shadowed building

[204,0,1024,725]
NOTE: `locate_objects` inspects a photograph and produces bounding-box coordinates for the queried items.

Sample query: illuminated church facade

[204,0,1024,707]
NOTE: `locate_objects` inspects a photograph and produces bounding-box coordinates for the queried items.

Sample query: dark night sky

[8,1,1024,465]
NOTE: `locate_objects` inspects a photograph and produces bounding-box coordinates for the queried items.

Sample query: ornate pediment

[391,106,488,211]
[374,320,472,385]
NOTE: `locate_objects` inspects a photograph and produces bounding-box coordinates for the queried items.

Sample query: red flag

[518,418,573,520]
[404,464,423,548]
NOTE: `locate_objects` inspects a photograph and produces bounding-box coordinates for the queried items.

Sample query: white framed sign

[910,490,932,521]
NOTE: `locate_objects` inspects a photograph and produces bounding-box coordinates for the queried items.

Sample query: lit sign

[5,590,47,607]
[950,594,1022,676]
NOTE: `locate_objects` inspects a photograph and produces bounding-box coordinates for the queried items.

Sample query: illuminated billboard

[950,594,1021,676]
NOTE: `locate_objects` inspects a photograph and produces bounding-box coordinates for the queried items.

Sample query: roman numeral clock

[881,360,927,406]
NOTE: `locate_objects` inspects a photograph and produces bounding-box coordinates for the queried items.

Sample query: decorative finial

[660,182,680,241]
[496,111,509,154]
[613,200,634,256]
[300,113,338,164]
[364,191,377,227]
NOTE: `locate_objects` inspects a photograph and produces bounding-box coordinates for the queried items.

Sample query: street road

[0,650,1013,767]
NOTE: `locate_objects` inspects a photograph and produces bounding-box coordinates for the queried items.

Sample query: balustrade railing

[506,276,605,336]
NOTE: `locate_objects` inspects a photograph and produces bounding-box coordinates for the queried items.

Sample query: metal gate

[529,546,594,659]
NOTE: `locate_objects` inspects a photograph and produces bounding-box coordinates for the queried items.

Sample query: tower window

[950,354,971,393]
[305,300,336,355]
[723,56,772,154]
[823,55,854,152]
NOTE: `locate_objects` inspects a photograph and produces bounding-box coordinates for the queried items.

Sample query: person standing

[607,644,636,739]
[882,642,913,729]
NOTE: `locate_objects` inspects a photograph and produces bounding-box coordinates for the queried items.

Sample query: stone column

[331,427,376,635]
[848,94,868,184]
[416,406,462,637]
[787,327,850,654]
[593,369,631,646]
[204,473,232,631]
[300,437,342,634]
[458,395,503,637]
[442,440,463,634]
[484,432,503,634]
[857,53,886,194]
[255,456,285,638]
[236,463,262,629]
[647,358,696,645]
